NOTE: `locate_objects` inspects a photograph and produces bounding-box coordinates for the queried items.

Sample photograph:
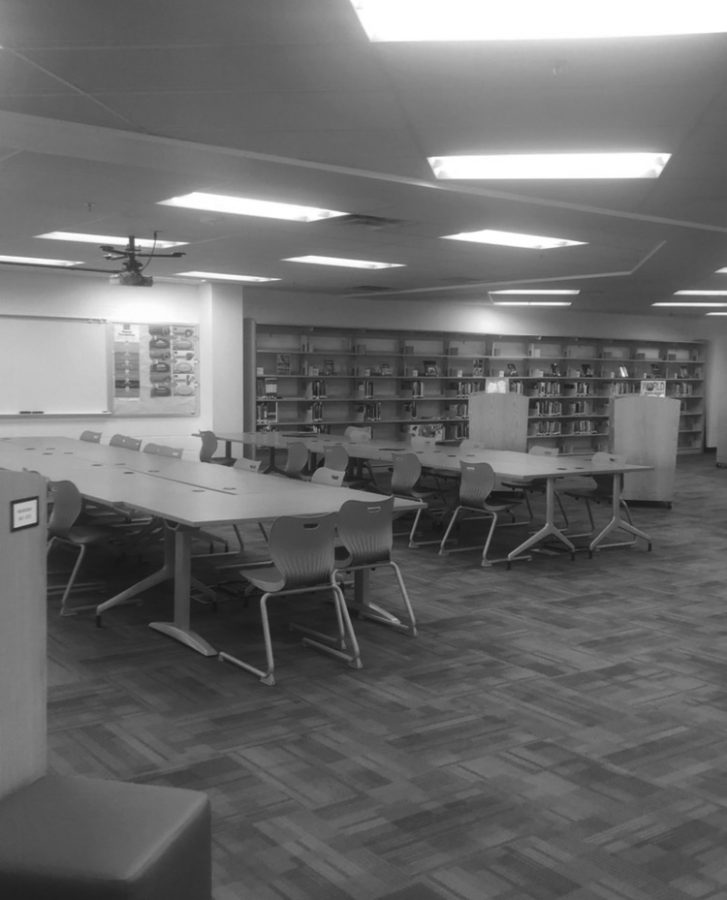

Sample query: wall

[0,269,244,456]
[243,289,727,447]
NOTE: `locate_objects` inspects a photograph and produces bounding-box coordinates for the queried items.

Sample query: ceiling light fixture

[0,254,83,267]
[176,271,280,283]
[673,289,727,296]
[283,255,404,269]
[159,192,347,222]
[489,289,580,295]
[36,231,186,249]
[428,152,671,180]
[652,301,727,307]
[705,312,727,316]
[443,229,585,250]
[350,0,727,41]
[490,300,572,307]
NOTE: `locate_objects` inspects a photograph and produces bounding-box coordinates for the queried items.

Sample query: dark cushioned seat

[0,774,211,899]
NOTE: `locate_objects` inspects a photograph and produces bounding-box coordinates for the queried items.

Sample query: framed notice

[112,322,200,416]
[10,496,39,532]
[640,379,666,397]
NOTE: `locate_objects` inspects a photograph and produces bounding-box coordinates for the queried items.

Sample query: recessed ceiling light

[176,271,280,283]
[283,255,404,269]
[490,300,572,307]
[489,289,580,295]
[36,231,186,249]
[652,301,727,307]
[715,267,727,274]
[443,229,585,250]
[428,152,671,180]
[705,312,727,316]
[159,192,347,222]
[674,289,727,296]
[350,1,727,41]
[0,254,83,267]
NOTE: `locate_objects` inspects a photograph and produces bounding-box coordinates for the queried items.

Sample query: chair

[46,480,118,615]
[387,452,451,547]
[310,466,345,487]
[323,443,349,472]
[109,433,142,451]
[233,456,267,474]
[198,430,235,466]
[79,430,102,443]
[333,497,416,636]
[282,440,310,478]
[556,451,637,550]
[438,461,528,566]
[218,513,362,685]
[145,442,183,458]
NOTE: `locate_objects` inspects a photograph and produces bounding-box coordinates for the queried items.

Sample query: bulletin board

[112,321,200,416]
[0,316,199,417]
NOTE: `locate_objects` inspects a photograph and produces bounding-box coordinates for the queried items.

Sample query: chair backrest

[336,497,394,567]
[459,461,497,508]
[390,453,422,496]
[343,425,372,442]
[283,441,309,477]
[234,457,264,473]
[110,433,142,451]
[47,480,83,539]
[323,444,348,472]
[79,430,102,443]
[310,467,344,487]
[530,445,559,457]
[198,430,219,462]
[143,442,161,455]
[156,444,184,458]
[267,513,338,589]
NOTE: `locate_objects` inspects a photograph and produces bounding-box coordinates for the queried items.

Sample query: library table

[0,437,420,655]
[218,433,652,562]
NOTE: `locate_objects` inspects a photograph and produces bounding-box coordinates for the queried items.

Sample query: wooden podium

[610,395,680,503]
[467,391,529,450]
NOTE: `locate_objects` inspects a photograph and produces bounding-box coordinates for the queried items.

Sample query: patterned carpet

[46,453,727,899]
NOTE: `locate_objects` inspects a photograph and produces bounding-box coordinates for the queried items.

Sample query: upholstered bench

[0,774,211,899]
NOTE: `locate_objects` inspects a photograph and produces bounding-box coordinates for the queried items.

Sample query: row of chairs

[81,430,184,457]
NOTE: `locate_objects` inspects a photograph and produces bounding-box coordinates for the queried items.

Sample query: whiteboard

[0,317,111,415]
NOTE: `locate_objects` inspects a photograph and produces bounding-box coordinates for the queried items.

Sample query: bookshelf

[247,323,706,454]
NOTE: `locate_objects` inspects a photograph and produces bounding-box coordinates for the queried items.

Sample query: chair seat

[243,565,286,593]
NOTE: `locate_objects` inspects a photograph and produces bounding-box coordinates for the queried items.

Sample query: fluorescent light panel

[0,254,83,267]
[36,231,186,249]
[159,192,347,222]
[489,289,580,295]
[491,300,572,307]
[177,271,280,283]
[284,255,404,269]
[429,152,671,180]
[705,312,727,316]
[674,289,727,296]
[652,301,727,307]
[443,229,584,250]
[350,1,727,41]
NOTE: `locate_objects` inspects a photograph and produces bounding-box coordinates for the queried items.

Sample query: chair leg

[218,591,277,685]
[388,560,417,636]
[438,506,462,555]
[480,512,498,567]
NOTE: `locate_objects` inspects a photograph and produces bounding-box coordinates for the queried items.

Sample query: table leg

[588,473,652,554]
[149,526,217,656]
[507,477,575,563]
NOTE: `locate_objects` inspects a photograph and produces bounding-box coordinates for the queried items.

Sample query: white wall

[0,269,244,457]
[243,289,727,447]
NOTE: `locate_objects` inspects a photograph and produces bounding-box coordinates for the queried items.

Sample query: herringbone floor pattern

[46,453,727,899]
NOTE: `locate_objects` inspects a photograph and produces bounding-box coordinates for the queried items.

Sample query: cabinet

[248,323,706,454]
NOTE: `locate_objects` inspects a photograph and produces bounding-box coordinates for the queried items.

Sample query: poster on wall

[112,322,199,415]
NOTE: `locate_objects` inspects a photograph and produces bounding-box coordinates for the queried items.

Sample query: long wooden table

[0,437,420,655]
[218,432,653,562]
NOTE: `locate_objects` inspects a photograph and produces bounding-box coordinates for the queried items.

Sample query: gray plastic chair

[438,461,527,566]
[310,466,345,487]
[333,497,416,636]
[198,430,235,465]
[388,452,450,547]
[47,480,117,615]
[79,430,102,443]
[109,433,142,451]
[282,440,310,478]
[218,513,362,685]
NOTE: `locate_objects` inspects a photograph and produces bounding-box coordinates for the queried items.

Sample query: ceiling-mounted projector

[110,270,153,287]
